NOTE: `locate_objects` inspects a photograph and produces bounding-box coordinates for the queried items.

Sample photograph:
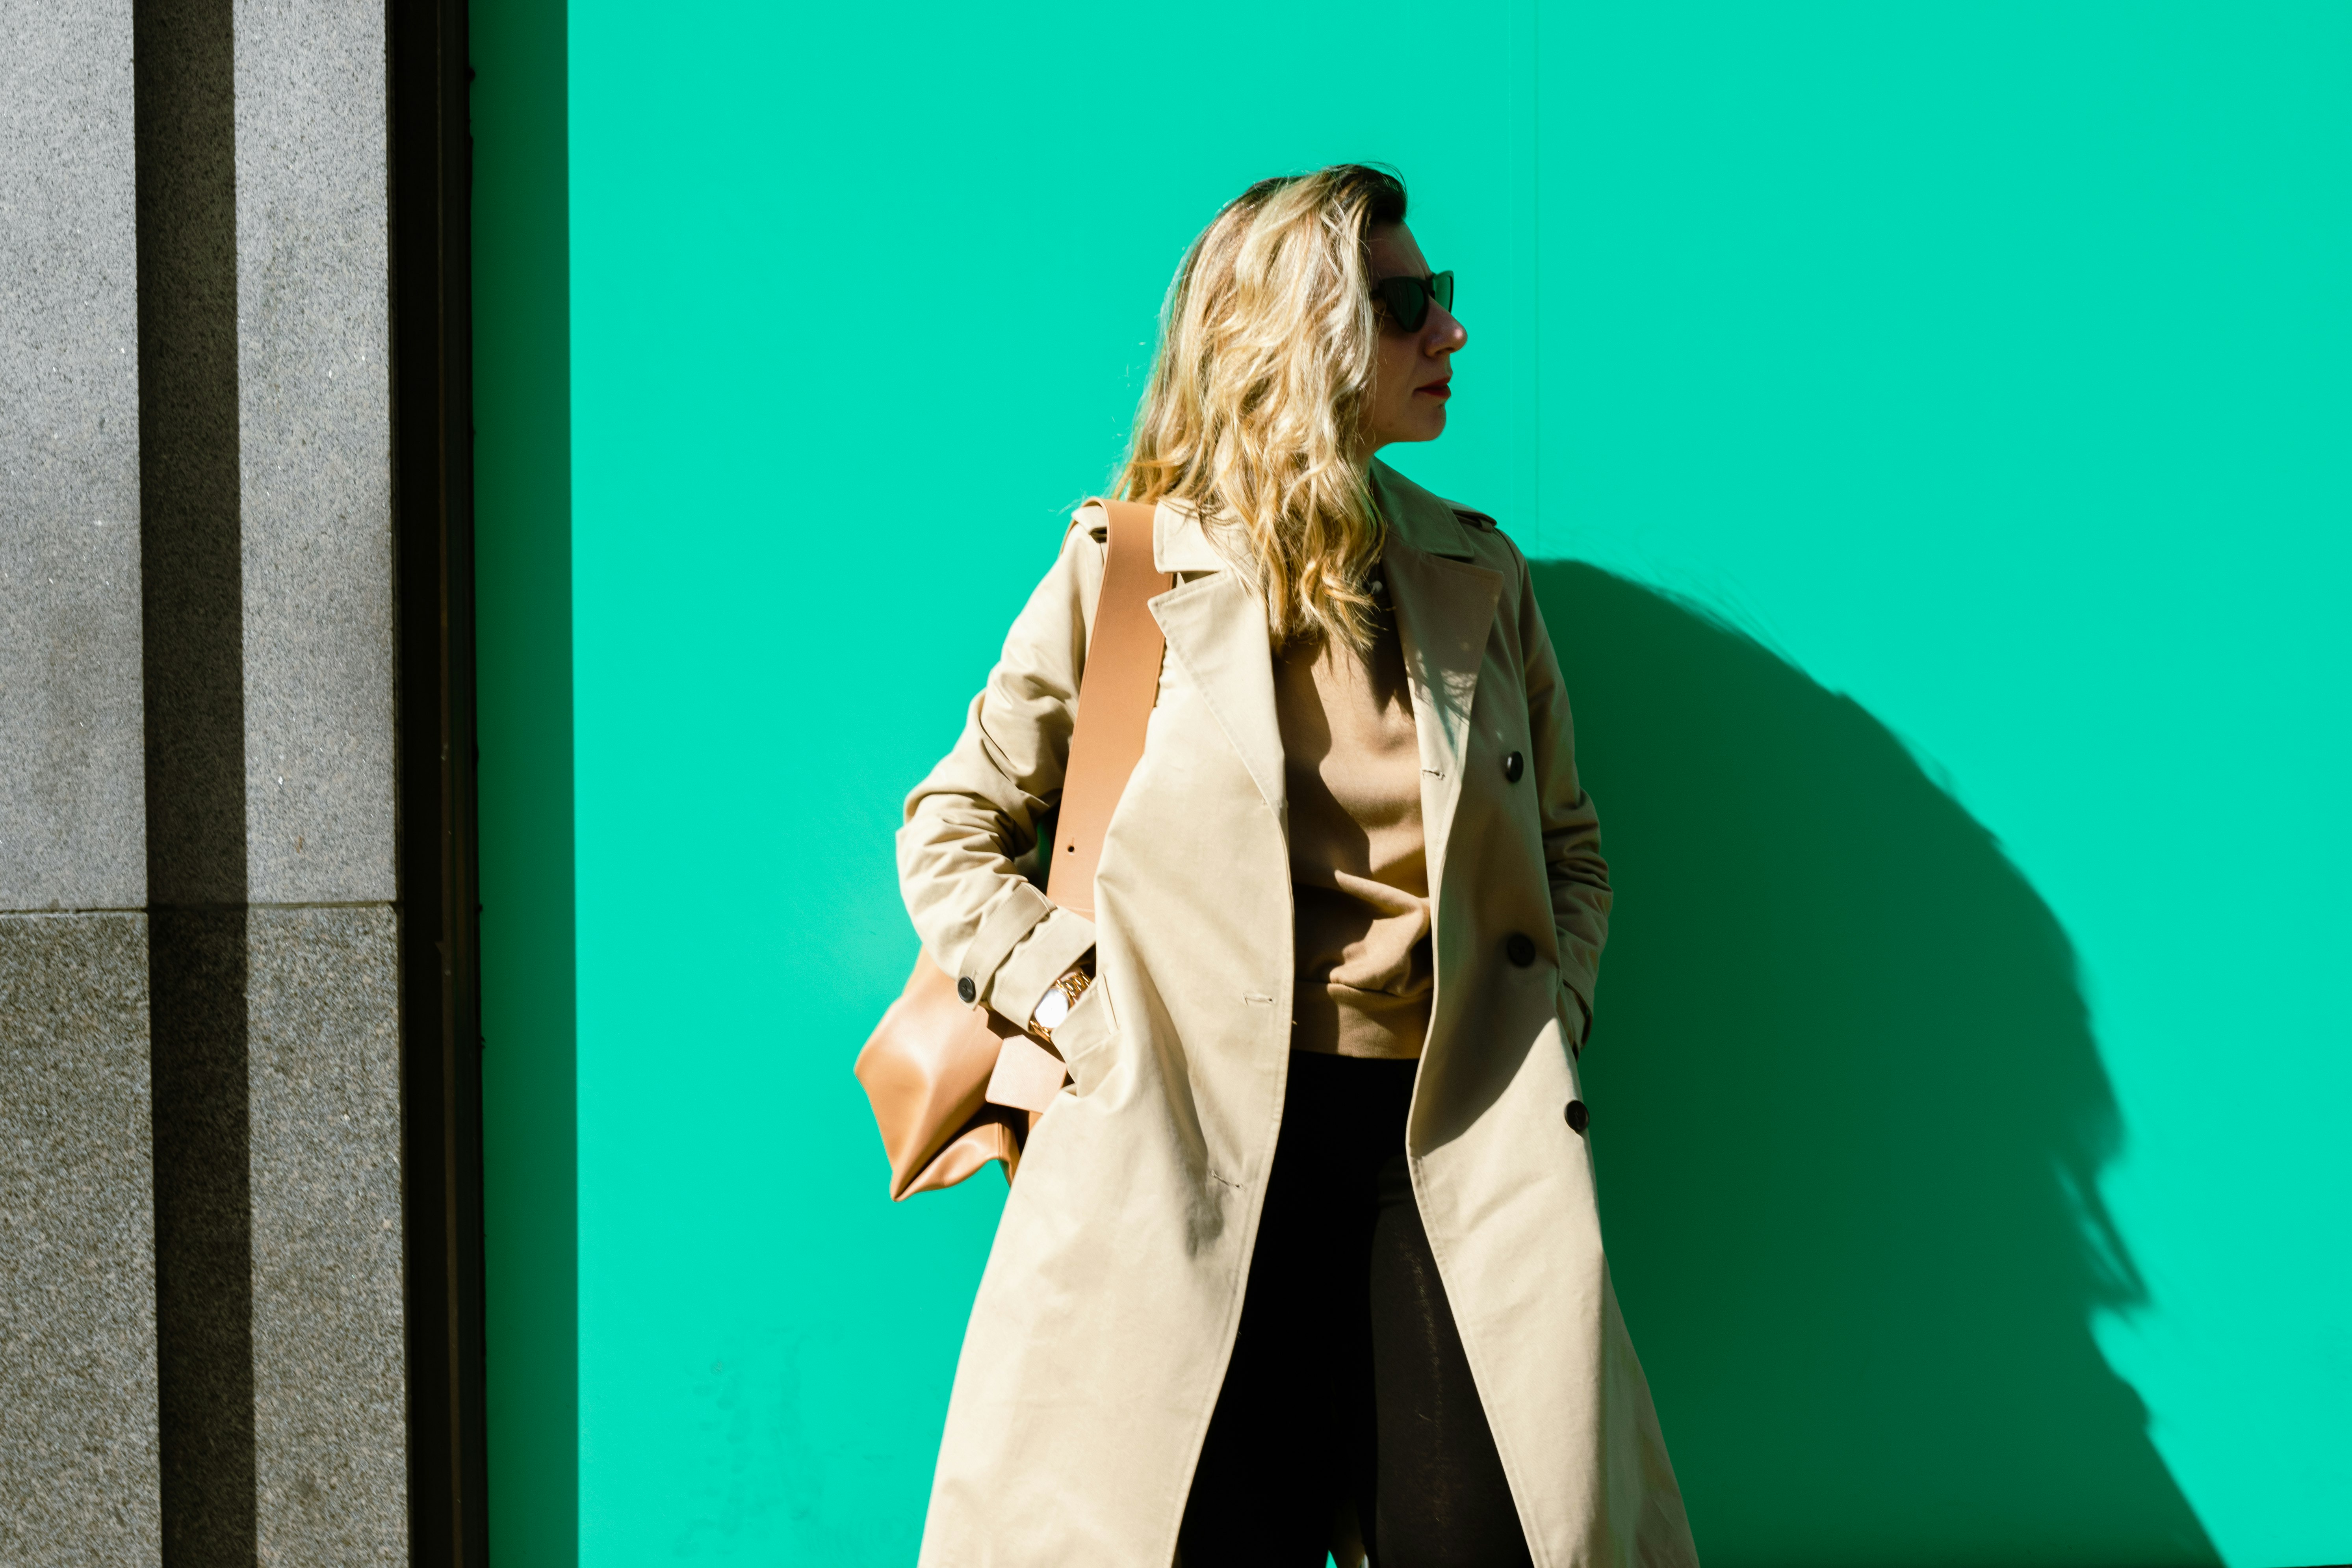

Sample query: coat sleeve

[897,520,1105,1026]
[1513,546,1612,1046]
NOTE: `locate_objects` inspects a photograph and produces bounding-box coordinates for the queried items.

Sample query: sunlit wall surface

[474,2,2352,1562]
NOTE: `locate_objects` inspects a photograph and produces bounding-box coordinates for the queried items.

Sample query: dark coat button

[1505,933,1537,968]
[1503,750,1524,783]
[1565,1099,1589,1134]
[957,976,977,1004]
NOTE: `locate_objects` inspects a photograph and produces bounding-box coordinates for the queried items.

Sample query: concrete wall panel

[0,913,162,1568]
[7,0,417,1555]
[247,905,406,1563]
[235,0,395,904]
[148,909,408,1561]
[0,0,147,908]
[0,3,164,1559]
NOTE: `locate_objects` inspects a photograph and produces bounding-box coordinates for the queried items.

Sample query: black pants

[1179,1052,1534,1568]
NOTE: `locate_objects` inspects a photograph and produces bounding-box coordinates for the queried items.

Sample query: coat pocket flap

[985,1030,1069,1113]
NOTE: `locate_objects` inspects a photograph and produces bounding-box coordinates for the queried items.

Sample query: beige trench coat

[898,461,1696,1568]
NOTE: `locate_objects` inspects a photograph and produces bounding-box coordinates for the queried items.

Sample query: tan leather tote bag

[855,499,1170,1199]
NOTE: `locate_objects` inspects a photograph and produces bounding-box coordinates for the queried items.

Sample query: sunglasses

[1372,270,1455,332]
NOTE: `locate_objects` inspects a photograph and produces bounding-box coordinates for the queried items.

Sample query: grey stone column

[3,0,410,1559]
[0,0,165,1563]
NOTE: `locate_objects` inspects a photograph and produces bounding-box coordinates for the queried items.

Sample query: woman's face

[1362,222,1468,454]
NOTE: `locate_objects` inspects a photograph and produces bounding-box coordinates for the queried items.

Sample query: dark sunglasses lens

[1378,277,1430,331]
[1431,271,1454,313]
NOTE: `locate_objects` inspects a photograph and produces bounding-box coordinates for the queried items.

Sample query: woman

[899,165,1695,1568]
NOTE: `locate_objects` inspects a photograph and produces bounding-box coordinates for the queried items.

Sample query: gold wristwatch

[1028,964,1093,1045]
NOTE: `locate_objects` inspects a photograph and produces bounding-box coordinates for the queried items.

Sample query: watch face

[1034,989,1071,1030]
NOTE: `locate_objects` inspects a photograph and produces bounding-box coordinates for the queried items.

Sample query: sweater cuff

[988,906,1098,1027]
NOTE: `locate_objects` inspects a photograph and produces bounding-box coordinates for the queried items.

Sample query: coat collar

[1152,496,1225,573]
[1369,458,1484,562]
[1149,459,1481,573]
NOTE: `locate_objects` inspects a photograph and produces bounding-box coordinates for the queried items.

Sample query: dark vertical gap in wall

[390,0,487,1562]
[144,911,254,1567]
[134,0,257,1562]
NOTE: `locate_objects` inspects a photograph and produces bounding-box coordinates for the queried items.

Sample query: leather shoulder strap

[1045,499,1172,920]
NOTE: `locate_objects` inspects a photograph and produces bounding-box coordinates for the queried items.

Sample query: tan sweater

[1273,586,1433,1058]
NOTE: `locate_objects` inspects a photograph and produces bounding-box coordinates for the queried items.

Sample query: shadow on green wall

[1532,562,2218,1567]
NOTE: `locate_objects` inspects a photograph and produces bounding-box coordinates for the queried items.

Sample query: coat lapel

[1372,464,1503,889]
[1139,476,1501,847]
[1148,501,1286,824]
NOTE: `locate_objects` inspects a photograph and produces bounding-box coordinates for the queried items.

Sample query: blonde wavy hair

[1115,165,1408,653]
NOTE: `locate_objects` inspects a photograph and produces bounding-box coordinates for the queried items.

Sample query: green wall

[474,2,2351,1562]
[472,0,576,1562]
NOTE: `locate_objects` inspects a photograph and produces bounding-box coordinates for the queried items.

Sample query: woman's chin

[1370,408,1448,448]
